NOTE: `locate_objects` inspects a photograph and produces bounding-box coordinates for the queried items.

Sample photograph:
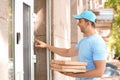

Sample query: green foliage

[104,0,120,57]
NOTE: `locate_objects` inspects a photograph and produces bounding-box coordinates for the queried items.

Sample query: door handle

[16,32,20,44]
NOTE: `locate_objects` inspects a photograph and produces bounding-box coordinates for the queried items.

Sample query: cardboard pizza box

[51,66,86,73]
[51,63,86,70]
[51,60,87,66]
[50,60,87,73]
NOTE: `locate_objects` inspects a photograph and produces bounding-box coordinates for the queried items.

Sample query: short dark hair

[84,18,95,28]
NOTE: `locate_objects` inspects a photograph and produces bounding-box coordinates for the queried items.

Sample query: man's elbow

[96,70,105,77]
[97,73,103,77]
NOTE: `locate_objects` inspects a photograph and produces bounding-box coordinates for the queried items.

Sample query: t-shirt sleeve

[76,39,84,49]
[76,40,81,49]
[92,40,107,60]
[76,43,79,49]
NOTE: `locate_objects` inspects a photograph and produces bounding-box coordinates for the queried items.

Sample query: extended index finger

[35,39,40,42]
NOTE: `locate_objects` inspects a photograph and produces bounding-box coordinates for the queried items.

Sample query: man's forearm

[74,69,103,78]
[62,60,106,78]
[46,44,70,57]
[35,39,78,57]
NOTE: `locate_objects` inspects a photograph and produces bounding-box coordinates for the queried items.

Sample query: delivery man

[35,10,107,80]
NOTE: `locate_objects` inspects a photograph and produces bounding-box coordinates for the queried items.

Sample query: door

[14,0,35,80]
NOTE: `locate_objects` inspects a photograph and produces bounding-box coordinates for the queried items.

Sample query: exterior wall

[52,0,71,52]
[34,0,47,80]
[0,0,9,80]
[52,0,72,80]
[52,0,77,80]
[71,0,84,60]
[70,0,78,61]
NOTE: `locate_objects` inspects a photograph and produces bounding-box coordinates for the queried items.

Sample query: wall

[71,0,84,61]
[52,0,72,80]
[70,0,78,53]
[0,0,9,80]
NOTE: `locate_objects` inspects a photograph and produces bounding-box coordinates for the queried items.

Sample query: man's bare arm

[35,39,78,57]
[61,60,106,78]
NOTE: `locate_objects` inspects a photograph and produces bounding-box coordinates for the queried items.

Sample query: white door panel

[15,0,34,80]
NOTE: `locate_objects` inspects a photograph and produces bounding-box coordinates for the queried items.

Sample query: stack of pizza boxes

[50,60,87,73]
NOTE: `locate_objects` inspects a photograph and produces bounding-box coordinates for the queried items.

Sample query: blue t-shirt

[76,34,107,80]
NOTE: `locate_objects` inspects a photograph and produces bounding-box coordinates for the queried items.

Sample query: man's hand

[60,72,78,78]
[35,39,47,48]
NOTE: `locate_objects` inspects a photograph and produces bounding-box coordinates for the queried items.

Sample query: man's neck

[84,29,96,37]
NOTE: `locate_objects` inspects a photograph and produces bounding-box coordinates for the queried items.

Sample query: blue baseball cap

[73,10,96,24]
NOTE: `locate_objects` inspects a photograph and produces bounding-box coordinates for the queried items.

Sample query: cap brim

[73,15,82,19]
